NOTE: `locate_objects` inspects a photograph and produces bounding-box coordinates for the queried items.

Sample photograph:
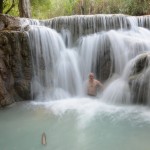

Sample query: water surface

[0,98,150,150]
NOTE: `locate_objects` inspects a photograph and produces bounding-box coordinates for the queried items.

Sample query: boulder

[0,14,32,107]
[129,53,150,105]
[0,14,21,31]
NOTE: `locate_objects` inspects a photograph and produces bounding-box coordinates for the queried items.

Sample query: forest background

[1,0,150,19]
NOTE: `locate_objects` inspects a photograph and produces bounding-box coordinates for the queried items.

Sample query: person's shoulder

[95,79,102,85]
[94,79,100,84]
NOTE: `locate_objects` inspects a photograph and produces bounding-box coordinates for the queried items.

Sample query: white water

[27,21,150,104]
[1,99,150,150]
[2,15,150,150]
[28,26,83,100]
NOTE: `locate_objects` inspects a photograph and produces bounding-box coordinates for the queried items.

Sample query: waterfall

[28,26,83,100]
[22,14,150,41]
[25,14,150,105]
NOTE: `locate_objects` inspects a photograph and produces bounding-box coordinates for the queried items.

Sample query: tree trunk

[0,0,3,13]
[80,0,85,15]
[18,0,31,18]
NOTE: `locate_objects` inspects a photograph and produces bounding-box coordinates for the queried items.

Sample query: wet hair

[89,72,94,77]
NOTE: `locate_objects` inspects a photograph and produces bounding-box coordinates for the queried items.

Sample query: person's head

[89,72,94,80]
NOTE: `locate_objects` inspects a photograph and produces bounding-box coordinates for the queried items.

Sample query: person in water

[87,73,103,96]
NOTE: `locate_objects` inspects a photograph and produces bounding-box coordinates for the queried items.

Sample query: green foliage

[31,0,52,19]
[3,0,19,16]
[122,0,150,16]
[63,0,76,15]
[2,0,150,19]
[93,0,122,14]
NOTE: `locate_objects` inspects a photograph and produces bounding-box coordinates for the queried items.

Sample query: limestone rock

[0,17,32,106]
[0,14,21,31]
[129,53,150,105]
[0,20,5,30]
[14,79,31,100]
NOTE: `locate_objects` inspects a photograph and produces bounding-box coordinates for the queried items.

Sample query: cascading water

[28,26,83,100]
[2,14,150,150]
[25,14,150,104]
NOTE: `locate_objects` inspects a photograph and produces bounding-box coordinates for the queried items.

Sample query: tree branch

[5,0,15,14]
[0,0,3,13]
